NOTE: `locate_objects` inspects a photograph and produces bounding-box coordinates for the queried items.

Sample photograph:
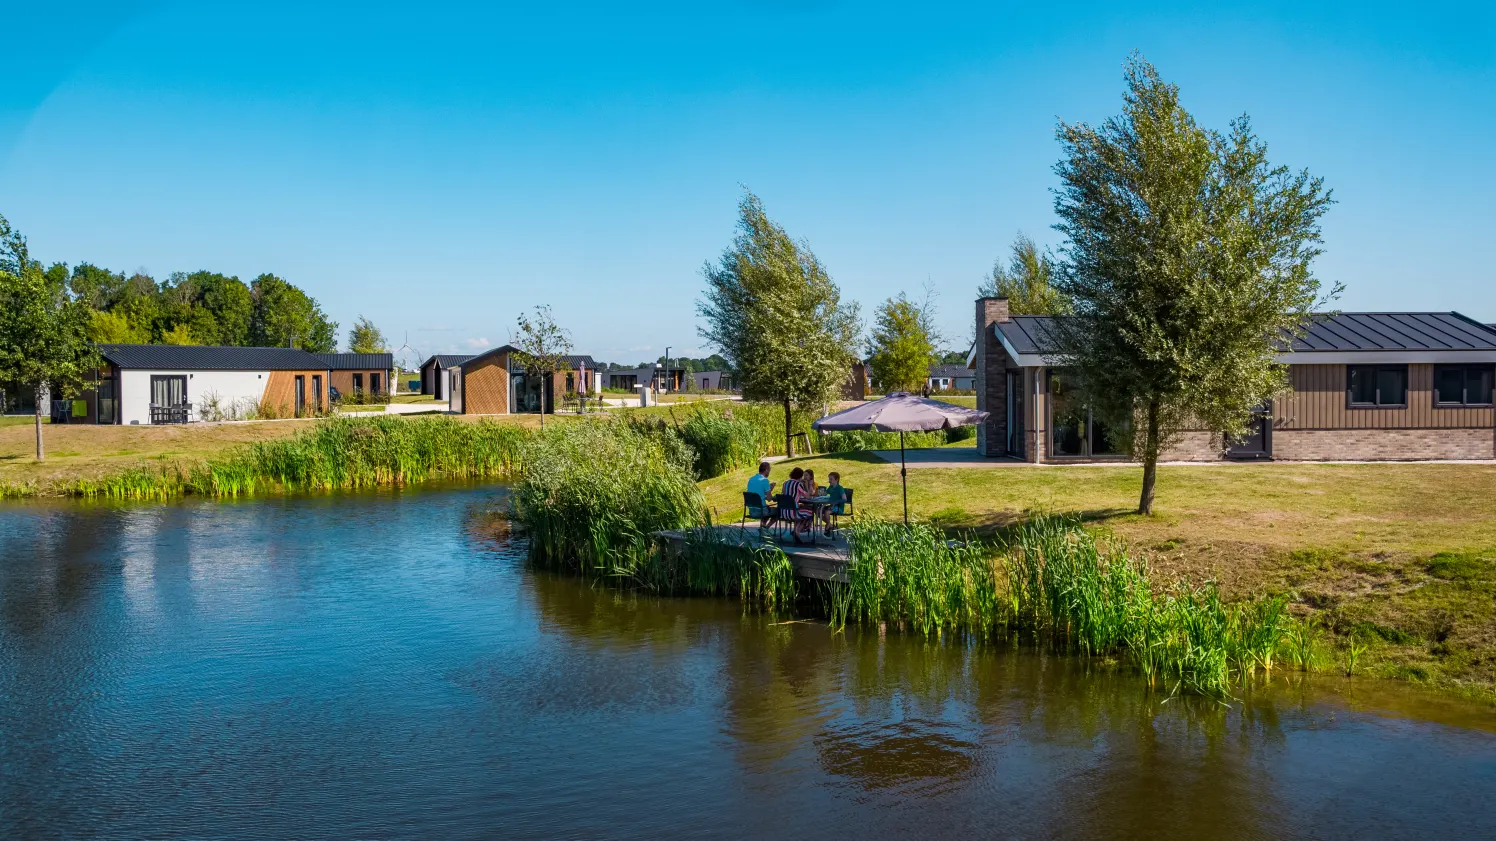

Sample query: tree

[88,309,150,344]
[979,232,1072,315]
[510,304,573,428]
[866,292,938,393]
[0,213,97,460]
[249,273,337,352]
[348,315,389,354]
[160,323,197,345]
[1051,55,1333,514]
[698,190,861,456]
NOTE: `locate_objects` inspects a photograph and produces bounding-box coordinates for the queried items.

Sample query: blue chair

[742,492,776,535]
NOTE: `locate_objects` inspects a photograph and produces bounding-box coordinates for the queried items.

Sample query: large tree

[866,292,938,393]
[249,273,337,352]
[1052,56,1333,514]
[510,304,573,427]
[979,232,1072,315]
[0,214,97,460]
[699,190,861,456]
[348,316,389,354]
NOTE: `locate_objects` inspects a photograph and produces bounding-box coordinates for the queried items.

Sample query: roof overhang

[993,325,1059,367]
[1277,350,1496,364]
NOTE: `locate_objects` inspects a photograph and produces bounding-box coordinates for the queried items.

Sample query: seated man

[746,462,775,524]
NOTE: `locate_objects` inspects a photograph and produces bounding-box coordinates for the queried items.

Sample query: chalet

[419,354,473,401]
[74,345,332,424]
[973,298,1496,462]
[315,353,394,400]
[448,349,599,415]
[602,366,687,392]
[927,364,975,392]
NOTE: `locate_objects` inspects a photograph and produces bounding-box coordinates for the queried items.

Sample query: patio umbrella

[811,392,989,525]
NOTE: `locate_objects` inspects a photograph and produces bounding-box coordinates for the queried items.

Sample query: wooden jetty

[653,524,850,583]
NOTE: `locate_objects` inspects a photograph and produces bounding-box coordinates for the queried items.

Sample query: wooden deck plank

[653,525,851,583]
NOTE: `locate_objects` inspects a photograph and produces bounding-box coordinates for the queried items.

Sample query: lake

[2,486,1493,839]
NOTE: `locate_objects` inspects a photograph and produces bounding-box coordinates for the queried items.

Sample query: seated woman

[779,467,814,540]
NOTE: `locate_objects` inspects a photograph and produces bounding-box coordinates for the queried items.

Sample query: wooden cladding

[330,370,387,396]
[1274,364,1495,430]
[463,353,511,415]
[262,370,328,417]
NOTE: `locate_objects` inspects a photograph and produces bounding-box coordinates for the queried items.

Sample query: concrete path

[866,448,1496,468]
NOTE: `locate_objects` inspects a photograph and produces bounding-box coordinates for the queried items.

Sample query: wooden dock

[653,524,850,583]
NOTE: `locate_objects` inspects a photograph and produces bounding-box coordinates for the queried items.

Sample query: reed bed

[839,515,1306,697]
[24,416,530,500]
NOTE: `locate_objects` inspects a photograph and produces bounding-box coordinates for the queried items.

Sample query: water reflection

[1,488,1493,840]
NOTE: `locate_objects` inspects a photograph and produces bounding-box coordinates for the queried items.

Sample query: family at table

[745,461,849,542]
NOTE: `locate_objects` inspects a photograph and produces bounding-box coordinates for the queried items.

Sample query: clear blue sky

[4,1,1493,363]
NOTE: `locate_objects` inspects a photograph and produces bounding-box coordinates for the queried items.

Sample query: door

[1226,407,1272,459]
[312,375,323,412]
[1006,371,1025,458]
[295,376,306,417]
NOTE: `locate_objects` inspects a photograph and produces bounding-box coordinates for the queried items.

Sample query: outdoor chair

[773,493,812,544]
[741,491,776,536]
[828,488,854,536]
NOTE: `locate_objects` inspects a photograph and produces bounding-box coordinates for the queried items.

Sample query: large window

[352,373,364,394]
[1347,365,1407,407]
[150,375,187,407]
[1048,371,1125,458]
[1434,365,1494,406]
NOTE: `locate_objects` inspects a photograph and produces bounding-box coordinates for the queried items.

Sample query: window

[1434,365,1495,406]
[313,375,323,410]
[370,372,381,394]
[150,375,187,407]
[352,373,364,394]
[295,376,306,416]
[1347,365,1407,407]
[1049,371,1126,458]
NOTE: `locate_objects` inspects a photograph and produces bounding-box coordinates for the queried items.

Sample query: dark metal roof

[1290,312,1496,352]
[928,364,972,379]
[421,354,475,369]
[98,344,329,370]
[997,316,1063,355]
[996,312,1496,357]
[558,355,598,368]
[315,352,394,370]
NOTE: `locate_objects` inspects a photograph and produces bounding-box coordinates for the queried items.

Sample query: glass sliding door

[1048,370,1126,458]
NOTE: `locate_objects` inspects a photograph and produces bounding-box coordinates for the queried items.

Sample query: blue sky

[4,1,1493,363]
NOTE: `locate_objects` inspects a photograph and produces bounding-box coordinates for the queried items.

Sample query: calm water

[2,487,1493,840]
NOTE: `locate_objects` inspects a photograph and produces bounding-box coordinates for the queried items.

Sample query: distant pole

[900,430,909,526]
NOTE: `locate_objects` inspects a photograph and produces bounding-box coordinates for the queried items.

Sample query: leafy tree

[510,304,573,427]
[978,232,1072,315]
[866,292,938,392]
[936,349,968,366]
[0,213,97,460]
[249,273,337,352]
[88,310,150,344]
[178,271,253,346]
[160,323,197,345]
[68,263,128,310]
[348,315,389,354]
[1051,55,1333,514]
[698,190,861,456]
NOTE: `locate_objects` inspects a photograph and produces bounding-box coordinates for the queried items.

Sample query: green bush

[817,428,950,452]
[512,418,705,581]
[679,411,760,479]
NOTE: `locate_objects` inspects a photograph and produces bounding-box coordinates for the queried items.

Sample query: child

[825,472,849,534]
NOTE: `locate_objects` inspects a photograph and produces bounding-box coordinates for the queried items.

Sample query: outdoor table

[803,495,833,542]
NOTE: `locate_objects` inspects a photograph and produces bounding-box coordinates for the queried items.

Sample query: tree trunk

[783,398,793,458]
[1138,398,1159,515]
[34,383,46,462]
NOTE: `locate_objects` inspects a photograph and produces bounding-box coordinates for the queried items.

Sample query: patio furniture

[828,487,854,535]
[812,393,987,524]
[149,403,192,424]
[741,491,777,535]
[773,493,810,543]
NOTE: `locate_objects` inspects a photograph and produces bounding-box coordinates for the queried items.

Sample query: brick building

[972,298,1496,462]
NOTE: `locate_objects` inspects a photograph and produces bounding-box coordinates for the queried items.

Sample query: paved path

[866,447,1496,468]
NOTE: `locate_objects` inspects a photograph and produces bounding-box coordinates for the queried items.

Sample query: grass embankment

[0,414,541,499]
[702,456,1496,699]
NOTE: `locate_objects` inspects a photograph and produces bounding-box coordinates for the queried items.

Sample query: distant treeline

[43,262,338,352]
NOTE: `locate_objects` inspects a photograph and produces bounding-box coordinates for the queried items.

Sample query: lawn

[701,453,1496,698]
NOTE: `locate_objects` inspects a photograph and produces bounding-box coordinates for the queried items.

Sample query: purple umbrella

[812,392,989,524]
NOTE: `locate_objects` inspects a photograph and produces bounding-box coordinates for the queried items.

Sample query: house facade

[973,297,1496,463]
[419,354,474,400]
[449,349,598,415]
[78,345,331,424]
[926,364,975,392]
[316,353,394,399]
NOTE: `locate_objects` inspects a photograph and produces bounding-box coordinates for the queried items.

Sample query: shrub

[679,411,760,478]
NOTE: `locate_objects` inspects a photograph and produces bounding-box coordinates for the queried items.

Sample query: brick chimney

[974,297,1010,457]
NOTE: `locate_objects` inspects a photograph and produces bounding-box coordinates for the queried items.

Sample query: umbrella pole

[900,430,909,526]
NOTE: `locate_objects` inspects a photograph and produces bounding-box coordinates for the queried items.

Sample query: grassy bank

[1,415,537,500]
[701,454,1496,700]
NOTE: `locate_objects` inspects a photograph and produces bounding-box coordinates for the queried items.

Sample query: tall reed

[838,515,1301,697]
